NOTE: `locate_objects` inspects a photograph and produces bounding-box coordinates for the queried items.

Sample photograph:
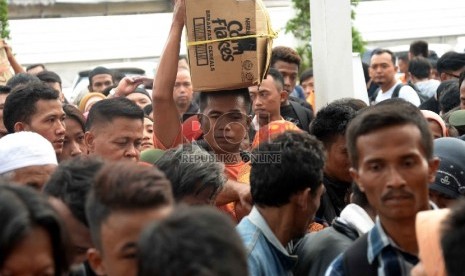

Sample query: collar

[367,217,420,264]
[248,207,297,261]
[367,204,437,265]
[381,81,402,93]
[367,217,392,263]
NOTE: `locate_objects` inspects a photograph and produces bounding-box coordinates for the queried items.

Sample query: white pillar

[310,0,362,110]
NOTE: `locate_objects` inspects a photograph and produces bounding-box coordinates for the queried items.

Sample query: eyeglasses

[444,71,461,79]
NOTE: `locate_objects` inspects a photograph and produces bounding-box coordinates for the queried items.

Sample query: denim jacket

[236,207,298,276]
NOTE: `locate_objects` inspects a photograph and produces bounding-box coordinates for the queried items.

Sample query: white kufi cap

[0,132,58,174]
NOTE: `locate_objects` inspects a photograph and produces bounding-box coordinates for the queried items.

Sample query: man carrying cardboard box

[184,0,273,91]
[152,0,253,221]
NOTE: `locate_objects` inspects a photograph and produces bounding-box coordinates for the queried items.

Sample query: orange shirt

[219,161,251,222]
[153,129,250,222]
[251,120,301,148]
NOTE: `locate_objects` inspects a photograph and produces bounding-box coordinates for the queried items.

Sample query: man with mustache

[326,101,439,275]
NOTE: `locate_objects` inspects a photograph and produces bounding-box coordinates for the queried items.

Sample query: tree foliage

[0,0,9,39]
[285,0,365,70]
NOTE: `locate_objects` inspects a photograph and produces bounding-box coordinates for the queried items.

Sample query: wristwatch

[109,88,119,97]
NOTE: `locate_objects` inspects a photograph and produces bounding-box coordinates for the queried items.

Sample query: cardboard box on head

[185,0,274,92]
[0,39,13,86]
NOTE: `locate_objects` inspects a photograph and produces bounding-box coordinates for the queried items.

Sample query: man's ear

[439,72,447,82]
[295,187,311,210]
[84,131,95,153]
[87,248,106,276]
[281,90,289,103]
[197,114,209,133]
[13,122,27,132]
[280,90,287,104]
[350,167,365,192]
[428,157,440,183]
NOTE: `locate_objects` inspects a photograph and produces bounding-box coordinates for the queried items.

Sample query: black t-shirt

[419,96,440,114]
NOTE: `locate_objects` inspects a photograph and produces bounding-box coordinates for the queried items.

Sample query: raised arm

[152,0,185,148]
[4,42,25,74]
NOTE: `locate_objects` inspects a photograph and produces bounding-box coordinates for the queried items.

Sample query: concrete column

[310,0,365,110]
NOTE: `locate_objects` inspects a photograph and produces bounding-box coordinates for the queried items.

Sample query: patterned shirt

[325,217,418,276]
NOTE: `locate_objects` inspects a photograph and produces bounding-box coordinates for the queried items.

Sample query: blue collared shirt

[325,217,418,276]
[237,207,298,276]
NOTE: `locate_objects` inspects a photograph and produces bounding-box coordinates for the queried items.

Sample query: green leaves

[0,0,10,39]
[285,0,365,70]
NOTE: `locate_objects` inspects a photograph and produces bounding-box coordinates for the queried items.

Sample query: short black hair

[397,53,409,62]
[155,144,225,204]
[85,161,173,250]
[371,49,396,66]
[436,51,465,74]
[36,70,62,86]
[441,199,465,276]
[409,40,429,58]
[271,46,301,68]
[310,103,357,148]
[408,57,432,79]
[459,70,465,89]
[437,79,458,99]
[143,104,153,116]
[0,183,71,273]
[85,97,144,131]
[439,82,460,114]
[267,67,284,91]
[331,98,368,111]
[250,131,325,207]
[6,73,41,89]
[138,206,248,276]
[198,88,251,113]
[300,68,314,84]
[44,157,104,227]
[347,102,433,169]
[0,85,10,95]
[3,81,60,133]
[26,63,45,72]
[88,66,114,85]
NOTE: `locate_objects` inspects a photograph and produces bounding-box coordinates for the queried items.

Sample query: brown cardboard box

[185,0,274,92]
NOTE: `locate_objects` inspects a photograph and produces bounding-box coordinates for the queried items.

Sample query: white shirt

[415,79,440,99]
[375,81,421,106]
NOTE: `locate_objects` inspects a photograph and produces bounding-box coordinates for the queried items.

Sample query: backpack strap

[391,83,403,98]
[289,100,310,132]
[342,233,378,276]
[369,88,380,105]
[370,83,404,105]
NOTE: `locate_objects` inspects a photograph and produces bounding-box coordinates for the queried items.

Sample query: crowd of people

[2,0,465,275]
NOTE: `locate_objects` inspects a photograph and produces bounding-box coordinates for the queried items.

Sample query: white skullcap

[0,132,58,174]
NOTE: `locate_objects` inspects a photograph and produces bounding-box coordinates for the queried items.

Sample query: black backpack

[370,82,429,105]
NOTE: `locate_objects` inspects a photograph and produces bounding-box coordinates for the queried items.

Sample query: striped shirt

[325,217,418,276]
